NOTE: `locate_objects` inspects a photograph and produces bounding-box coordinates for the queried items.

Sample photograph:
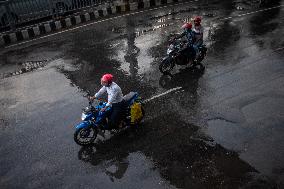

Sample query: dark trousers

[108,100,127,129]
[182,45,196,60]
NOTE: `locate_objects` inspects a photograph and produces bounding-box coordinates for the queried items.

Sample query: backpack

[130,102,143,124]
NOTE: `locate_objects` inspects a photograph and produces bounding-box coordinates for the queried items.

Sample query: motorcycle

[74,92,145,146]
[159,39,207,74]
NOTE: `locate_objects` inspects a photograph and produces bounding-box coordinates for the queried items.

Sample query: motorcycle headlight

[167,45,174,55]
[81,113,87,120]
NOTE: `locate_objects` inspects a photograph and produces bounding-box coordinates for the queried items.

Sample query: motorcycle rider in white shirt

[89,74,126,129]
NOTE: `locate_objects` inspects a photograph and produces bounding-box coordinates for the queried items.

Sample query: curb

[0,0,184,47]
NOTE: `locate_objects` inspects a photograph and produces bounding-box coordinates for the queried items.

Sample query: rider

[89,74,126,129]
[192,16,204,59]
[175,22,194,45]
[173,22,195,63]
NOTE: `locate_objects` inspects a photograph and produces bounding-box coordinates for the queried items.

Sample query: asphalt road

[0,0,284,188]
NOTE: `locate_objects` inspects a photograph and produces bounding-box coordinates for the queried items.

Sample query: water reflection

[63,28,158,99]
[207,0,240,58]
[79,146,130,182]
[78,145,129,182]
[124,17,139,79]
[249,0,281,36]
[78,145,177,188]
[209,21,240,57]
[105,158,129,182]
[113,19,161,77]
[75,110,263,188]
[159,66,205,90]
[78,146,97,163]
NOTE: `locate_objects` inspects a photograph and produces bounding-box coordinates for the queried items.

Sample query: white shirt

[95,82,123,107]
[193,25,204,44]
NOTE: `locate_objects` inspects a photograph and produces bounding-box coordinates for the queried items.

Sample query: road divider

[2,1,283,49]
[0,0,186,48]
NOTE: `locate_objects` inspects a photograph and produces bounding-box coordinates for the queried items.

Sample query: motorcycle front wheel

[159,58,174,74]
[74,127,98,146]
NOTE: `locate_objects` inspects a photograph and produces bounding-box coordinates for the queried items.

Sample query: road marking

[220,5,284,21]
[207,46,284,82]
[275,46,284,51]
[143,46,284,104]
[144,87,182,103]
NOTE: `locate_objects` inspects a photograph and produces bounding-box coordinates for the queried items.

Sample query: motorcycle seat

[123,92,138,105]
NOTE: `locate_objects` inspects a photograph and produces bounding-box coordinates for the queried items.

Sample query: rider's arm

[193,26,204,45]
[199,27,204,42]
[174,31,186,40]
[94,86,106,99]
[188,32,194,46]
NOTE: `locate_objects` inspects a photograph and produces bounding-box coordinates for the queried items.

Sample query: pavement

[0,0,284,188]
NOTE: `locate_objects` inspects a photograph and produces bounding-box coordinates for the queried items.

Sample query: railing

[0,0,113,32]
[0,0,269,33]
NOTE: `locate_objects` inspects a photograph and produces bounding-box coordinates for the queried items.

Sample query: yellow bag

[130,102,143,124]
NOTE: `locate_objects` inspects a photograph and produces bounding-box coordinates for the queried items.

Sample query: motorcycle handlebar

[87,96,107,105]
[169,37,177,44]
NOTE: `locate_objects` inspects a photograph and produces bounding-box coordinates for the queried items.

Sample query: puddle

[78,151,176,189]
[111,32,161,77]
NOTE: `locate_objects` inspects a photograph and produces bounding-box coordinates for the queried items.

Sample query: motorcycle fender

[162,56,171,62]
[162,57,174,66]
[75,121,92,130]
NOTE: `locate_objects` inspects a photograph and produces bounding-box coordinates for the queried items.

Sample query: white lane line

[275,46,284,51]
[4,0,200,49]
[143,46,284,104]
[220,5,284,21]
[144,87,182,103]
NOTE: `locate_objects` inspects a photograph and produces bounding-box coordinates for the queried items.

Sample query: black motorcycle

[159,39,207,74]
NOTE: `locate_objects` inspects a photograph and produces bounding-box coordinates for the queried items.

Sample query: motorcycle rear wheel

[74,127,98,146]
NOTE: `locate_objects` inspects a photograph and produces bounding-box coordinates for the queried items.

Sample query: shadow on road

[159,66,205,90]
[75,111,278,188]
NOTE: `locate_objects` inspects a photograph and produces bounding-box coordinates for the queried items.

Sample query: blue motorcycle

[74,92,145,146]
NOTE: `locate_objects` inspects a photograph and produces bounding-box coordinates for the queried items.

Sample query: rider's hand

[89,96,95,101]
[100,107,107,112]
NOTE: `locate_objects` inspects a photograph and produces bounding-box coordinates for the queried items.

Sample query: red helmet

[181,22,192,29]
[101,74,113,84]
[193,16,202,25]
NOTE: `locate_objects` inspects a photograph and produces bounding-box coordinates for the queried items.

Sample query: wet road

[1,0,284,188]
